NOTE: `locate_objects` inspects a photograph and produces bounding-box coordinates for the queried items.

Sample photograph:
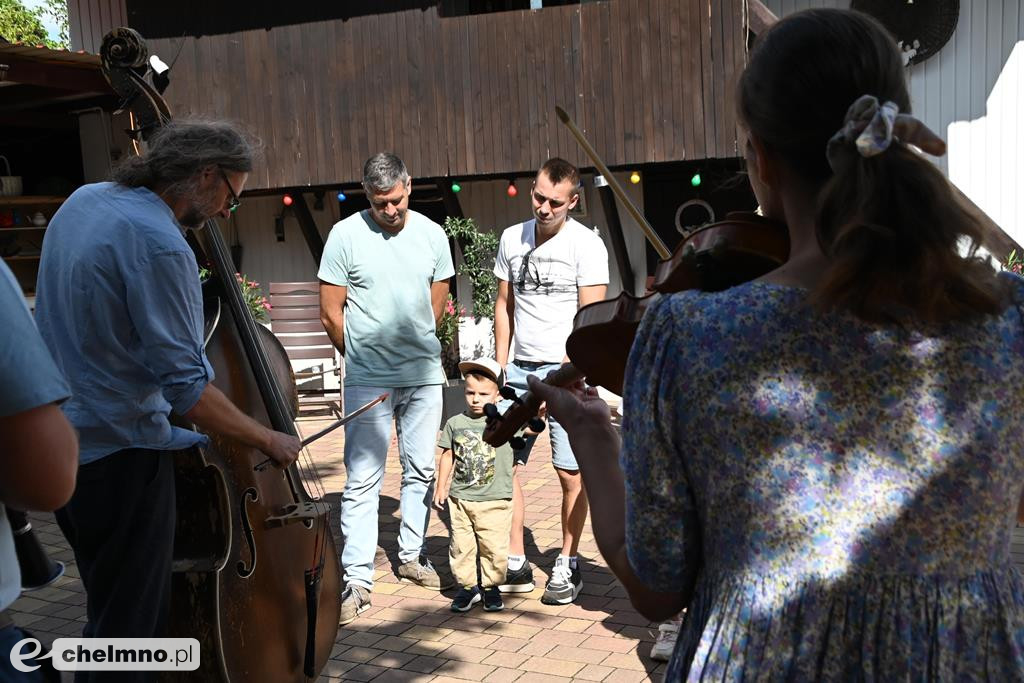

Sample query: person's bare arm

[433,448,455,509]
[431,279,451,325]
[0,403,78,511]
[184,384,299,468]
[528,376,688,622]
[578,284,607,310]
[562,284,608,362]
[494,279,514,367]
[319,281,347,356]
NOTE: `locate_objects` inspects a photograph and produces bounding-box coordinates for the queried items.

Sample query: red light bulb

[507,182,518,198]
[282,194,294,206]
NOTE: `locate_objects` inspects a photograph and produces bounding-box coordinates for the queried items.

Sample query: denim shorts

[500,360,578,471]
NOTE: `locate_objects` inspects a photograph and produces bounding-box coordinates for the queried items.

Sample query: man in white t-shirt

[492,158,609,604]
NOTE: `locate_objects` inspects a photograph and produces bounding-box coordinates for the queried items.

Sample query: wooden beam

[289,193,325,267]
[0,55,111,94]
[748,0,778,36]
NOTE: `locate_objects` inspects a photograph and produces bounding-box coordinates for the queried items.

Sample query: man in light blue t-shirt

[319,153,454,624]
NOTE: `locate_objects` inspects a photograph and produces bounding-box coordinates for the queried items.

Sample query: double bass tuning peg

[483,403,500,420]
[499,385,520,402]
[509,436,527,450]
[528,417,546,433]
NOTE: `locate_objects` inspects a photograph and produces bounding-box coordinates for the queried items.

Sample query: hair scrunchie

[826,94,947,172]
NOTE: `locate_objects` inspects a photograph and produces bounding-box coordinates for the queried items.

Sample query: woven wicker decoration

[851,0,960,66]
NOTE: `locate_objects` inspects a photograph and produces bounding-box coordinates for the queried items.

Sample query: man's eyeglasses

[218,166,240,213]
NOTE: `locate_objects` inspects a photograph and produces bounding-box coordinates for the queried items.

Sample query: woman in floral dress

[531,8,1024,681]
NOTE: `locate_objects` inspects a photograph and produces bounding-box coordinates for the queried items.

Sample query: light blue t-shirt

[318,209,454,387]
[35,182,213,464]
[0,260,70,610]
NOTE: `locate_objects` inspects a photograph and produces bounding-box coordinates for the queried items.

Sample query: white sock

[568,555,578,570]
[508,555,526,571]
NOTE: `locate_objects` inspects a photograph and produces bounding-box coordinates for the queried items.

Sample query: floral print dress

[622,278,1024,681]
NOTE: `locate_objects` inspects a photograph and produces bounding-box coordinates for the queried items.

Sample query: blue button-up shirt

[35,182,213,464]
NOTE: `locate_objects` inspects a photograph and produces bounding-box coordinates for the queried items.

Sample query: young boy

[433,358,515,612]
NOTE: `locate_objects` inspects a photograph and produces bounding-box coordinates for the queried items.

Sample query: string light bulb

[282,194,294,207]
[690,173,702,188]
[507,180,518,198]
[337,192,347,202]
[451,182,462,193]
[630,171,640,184]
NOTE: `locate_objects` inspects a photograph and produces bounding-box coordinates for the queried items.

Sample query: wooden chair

[268,282,342,416]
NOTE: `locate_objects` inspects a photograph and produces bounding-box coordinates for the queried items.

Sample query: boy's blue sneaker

[450,586,481,612]
[498,561,535,593]
[482,586,504,612]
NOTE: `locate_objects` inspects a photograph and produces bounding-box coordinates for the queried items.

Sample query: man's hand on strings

[262,429,301,469]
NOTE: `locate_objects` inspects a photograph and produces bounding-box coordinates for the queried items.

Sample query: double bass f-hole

[236,488,259,578]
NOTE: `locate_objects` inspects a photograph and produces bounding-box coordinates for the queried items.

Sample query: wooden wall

[106,0,747,190]
[68,0,127,55]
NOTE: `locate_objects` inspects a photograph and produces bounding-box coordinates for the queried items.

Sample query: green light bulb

[452,183,461,193]
[691,173,701,187]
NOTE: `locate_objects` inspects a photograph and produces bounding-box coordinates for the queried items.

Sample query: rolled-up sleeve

[621,294,701,595]
[125,250,213,415]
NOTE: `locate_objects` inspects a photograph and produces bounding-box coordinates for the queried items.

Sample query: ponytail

[811,107,1007,324]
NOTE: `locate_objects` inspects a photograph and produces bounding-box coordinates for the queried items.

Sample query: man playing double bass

[34,120,300,677]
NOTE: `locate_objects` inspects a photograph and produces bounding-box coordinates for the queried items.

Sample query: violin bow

[253,393,389,471]
[555,106,671,260]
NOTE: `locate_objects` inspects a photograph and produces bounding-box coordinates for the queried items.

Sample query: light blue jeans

[341,384,442,590]
[501,360,577,470]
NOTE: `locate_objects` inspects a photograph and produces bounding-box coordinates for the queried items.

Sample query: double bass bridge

[264,500,332,529]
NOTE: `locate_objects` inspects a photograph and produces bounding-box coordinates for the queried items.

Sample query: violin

[482,110,788,448]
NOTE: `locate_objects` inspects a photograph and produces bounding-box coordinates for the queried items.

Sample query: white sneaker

[650,621,680,661]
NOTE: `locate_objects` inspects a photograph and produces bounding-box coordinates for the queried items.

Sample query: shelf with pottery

[1,200,57,264]
[0,196,66,207]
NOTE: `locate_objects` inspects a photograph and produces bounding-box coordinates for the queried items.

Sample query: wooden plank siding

[68,0,127,55]
[95,1,747,190]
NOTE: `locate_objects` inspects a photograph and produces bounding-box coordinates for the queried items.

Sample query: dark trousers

[54,448,176,683]
[0,623,58,682]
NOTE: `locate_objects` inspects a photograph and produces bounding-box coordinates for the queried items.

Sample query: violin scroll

[482,364,581,448]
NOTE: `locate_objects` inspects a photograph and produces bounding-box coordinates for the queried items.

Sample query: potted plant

[199,267,272,324]
[442,216,499,361]
[436,293,467,425]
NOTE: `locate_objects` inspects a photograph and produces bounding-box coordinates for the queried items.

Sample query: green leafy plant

[442,216,498,321]
[199,267,271,323]
[1004,249,1024,276]
[0,0,66,49]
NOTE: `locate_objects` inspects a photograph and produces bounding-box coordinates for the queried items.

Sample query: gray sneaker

[396,557,443,590]
[541,557,582,605]
[339,585,371,625]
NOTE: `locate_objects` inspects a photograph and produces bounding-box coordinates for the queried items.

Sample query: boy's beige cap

[458,357,504,385]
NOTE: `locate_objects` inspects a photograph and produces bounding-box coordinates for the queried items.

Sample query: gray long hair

[112,119,258,198]
[362,152,410,194]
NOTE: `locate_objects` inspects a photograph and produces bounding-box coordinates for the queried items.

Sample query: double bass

[100,28,340,681]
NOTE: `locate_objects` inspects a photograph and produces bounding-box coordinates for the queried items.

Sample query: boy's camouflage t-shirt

[438,412,514,501]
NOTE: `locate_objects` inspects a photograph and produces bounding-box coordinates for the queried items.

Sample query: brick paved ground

[11,417,667,682]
